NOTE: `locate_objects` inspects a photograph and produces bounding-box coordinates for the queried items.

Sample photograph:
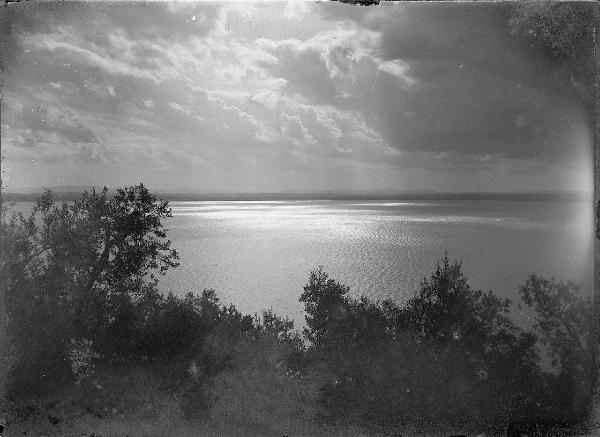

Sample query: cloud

[281,113,316,145]
[23,29,166,82]
[376,58,415,86]
[283,0,310,21]
[257,23,416,100]
[2,1,591,193]
[168,101,190,115]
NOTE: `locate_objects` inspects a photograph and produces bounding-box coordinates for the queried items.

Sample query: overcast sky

[1,1,593,193]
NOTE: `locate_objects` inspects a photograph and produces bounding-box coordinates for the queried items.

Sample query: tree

[519,274,594,419]
[597,199,600,240]
[508,1,596,106]
[2,184,179,394]
[299,266,353,350]
[402,253,517,349]
[400,254,542,423]
[0,160,14,398]
[509,2,600,425]
[299,260,542,429]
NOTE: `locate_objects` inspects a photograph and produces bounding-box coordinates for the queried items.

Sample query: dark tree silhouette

[300,258,542,429]
[508,1,596,103]
[509,3,599,426]
[2,184,179,394]
[519,275,594,419]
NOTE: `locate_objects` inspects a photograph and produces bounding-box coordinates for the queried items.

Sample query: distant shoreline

[3,190,592,203]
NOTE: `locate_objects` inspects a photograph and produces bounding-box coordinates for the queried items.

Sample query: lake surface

[159,200,593,326]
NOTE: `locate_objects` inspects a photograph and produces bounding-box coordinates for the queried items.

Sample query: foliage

[519,275,592,369]
[402,254,514,342]
[299,255,591,429]
[519,275,593,419]
[401,253,542,419]
[257,308,296,342]
[1,183,593,432]
[134,290,218,362]
[2,184,179,395]
[508,1,598,426]
[508,1,596,106]
[0,165,14,397]
[597,199,600,239]
[200,329,318,433]
[299,266,350,348]
[509,1,595,61]
[67,338,100,384]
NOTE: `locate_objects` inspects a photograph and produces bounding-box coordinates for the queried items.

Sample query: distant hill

[8,185,104,194]
[3,187,592,203]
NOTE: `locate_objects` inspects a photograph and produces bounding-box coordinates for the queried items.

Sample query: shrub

[67,339,100,384]
[300,257,544,430]
[2,185,179,397]
[519,275,594,420]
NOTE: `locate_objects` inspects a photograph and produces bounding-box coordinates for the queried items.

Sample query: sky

[1,1,594,193]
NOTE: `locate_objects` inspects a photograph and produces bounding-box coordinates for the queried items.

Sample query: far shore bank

[3,189,592,203]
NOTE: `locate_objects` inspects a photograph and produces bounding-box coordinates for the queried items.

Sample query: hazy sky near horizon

[1,1,593,193]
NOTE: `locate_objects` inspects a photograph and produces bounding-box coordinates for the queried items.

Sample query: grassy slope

[0,336,473,437]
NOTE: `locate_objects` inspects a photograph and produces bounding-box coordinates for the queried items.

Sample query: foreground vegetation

[0,185,594,436]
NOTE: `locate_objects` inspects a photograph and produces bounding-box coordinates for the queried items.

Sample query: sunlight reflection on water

[160,200,593,326]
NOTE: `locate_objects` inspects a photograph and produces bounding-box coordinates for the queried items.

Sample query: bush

[67,339,100,384]
[519,275,594,420]
[298,256,555,430]
[202,331,318,434]
[2,185,179,397]
[1,184,592,432]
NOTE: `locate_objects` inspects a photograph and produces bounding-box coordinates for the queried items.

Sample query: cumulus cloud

[283,0,311,21]
[2,1,591,192]
[257,23,415,95]
[168,101,190,115]
[376,58,415,86]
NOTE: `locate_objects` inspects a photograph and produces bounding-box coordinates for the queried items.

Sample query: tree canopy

[2,184,180,393]
[0,184,594,431]
[508,1,597,108]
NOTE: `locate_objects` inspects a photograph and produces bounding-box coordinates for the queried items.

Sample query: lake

[159,199,593,326]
